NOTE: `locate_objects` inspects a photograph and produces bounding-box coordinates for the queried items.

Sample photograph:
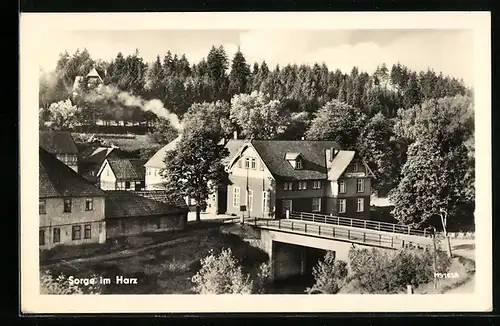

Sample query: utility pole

[431,226,439,291]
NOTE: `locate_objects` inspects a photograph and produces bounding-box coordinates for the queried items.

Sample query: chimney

[331,147,338,161]
[233,131,238,140]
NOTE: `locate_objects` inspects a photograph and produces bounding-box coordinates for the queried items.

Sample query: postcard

[20,11,491,313]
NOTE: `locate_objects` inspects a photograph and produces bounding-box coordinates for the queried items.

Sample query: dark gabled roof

[105,190,189,219]
[106,158,146,181]
[251,140,342,180]
[39,147,105,198]
[130,159,147,179]
[39,131,79,155]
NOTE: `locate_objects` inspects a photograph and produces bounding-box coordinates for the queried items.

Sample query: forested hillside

[39,45,475,211]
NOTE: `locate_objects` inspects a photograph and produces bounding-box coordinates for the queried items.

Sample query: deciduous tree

[390,95,474,256]
[230,91,289,139]
[305,99,367,149]
[162,128,229,223]
[43,99,80,131]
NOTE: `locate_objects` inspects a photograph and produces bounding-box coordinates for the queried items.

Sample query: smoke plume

[82,84,183,131]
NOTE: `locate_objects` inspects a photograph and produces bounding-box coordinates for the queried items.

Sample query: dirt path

[441,239,476,294]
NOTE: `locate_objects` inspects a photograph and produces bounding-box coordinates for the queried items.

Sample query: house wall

[337,177,371,198]
[99,161,117,190]
[145,167,165,190]
[106,213,188,239]
[39,196,106,249]
[226,146,275,218]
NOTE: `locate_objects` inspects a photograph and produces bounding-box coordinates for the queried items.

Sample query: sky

[39,29,474,86]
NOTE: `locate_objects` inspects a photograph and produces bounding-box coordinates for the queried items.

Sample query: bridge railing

[288,211,430,238]
[252,218,430,249]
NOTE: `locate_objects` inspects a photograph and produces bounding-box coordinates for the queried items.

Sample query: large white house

[143,133,245,215]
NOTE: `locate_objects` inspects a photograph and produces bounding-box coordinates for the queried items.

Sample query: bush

[306,251,348,294]
[253,262,272,294]
[348,244,452,294]
[40,270,102,295]
[191,248,253,294]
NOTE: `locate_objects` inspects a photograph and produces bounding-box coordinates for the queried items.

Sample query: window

[259,161,264,171]
[338,199,346,213]
[125,181,131,189]
[298,181,307,190]
[63,198,72,213]
[312,198,321,212]
[39,230,45,246]
[245,158,250,169]
[148,168,151,176]
[84,224,92,239]
[312,181,322,189]
[284,182,293,191]
[237,159,242,169]
[282,199,292,214]
[356,179,364,193]
[72,225,81,240]
[233,187,240,207]
[39,199,46,214]
[53,228,60,243]
[246,190,254,212]
[85,198,93,211]
[106,168,109,177]
[154,169,157,177]
[295,159,303,169]
[352,162,359,172]
[357,198,364,212]
[339,180,346,193]
[251,158,256,169]
[262,191,269,213]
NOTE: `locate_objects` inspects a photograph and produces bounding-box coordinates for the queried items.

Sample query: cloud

[39,29,474,86]
[235,30,473,85]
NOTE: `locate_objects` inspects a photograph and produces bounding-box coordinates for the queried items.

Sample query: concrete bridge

[243,212,433,280]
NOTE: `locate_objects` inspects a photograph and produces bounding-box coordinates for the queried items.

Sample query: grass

[72,133,161,152]
[41,224,269,294]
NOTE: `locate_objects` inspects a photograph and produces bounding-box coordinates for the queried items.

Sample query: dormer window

[285,152,303,170]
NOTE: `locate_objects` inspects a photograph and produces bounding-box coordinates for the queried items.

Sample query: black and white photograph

[20,12,491,313]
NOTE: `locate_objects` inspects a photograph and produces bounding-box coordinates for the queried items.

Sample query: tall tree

[183,101,235,140]
[390,95,474,256]
[206,45,230,101]
[402,72,422,110]
[230,91,289,139]
[162,129,229,223]
[228,48,251,97]
[148,116,179,145]
[356,113,399,196]
[144,55,165,100]
[305,99,367,149]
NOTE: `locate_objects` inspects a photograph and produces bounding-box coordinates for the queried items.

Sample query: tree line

[39,46,475,240]
[39,46,471,125]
